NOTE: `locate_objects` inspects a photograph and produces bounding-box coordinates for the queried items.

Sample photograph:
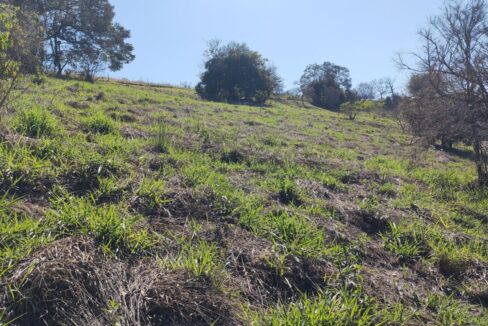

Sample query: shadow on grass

[435,144,474,160]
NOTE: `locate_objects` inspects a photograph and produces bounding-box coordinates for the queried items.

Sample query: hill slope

[0,78,487,325]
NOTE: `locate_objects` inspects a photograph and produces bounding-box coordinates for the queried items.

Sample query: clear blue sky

[109,0,444,90]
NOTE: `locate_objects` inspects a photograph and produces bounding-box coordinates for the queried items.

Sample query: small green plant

[94,176,126,202]
[0,210,54,278]
[277,177,302,206]
[14,107,57,138]
[425,294,484,325]
[31,68,47,85]
[379,182,396,196]
[136,177,167,208]
[67,156,122,194]
[0,143,49,192]
[153,121,168,152]
[358,196,380,216]
[29,138,61,160]
[81,113,117,134]
[221,149,244,164]
[249,287,379,325]
[263,136,279,146]
[242,210,325,257]
[160,238,222,277]
[381,222,428,261]
[48,195,155,254]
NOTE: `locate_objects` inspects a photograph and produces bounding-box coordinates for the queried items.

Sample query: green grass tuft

[81,113,117,134]
[14,106,58,138]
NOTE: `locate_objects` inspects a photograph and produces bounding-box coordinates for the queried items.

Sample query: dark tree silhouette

[196,41,282,104]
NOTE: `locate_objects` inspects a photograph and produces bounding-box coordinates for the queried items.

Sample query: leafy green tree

[0,4,20,108]
[299,62,353,110]
[3,0,135,80]
[1,6,43,74]
[196,41,282,104]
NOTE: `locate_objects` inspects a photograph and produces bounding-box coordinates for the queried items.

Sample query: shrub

[14,107,57,138]
[340,100,378,120]
[195,41,282,104]
[299,62,352,110]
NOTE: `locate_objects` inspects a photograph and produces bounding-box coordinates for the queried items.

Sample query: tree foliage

[0,4,21,108]
[299,62,353,110]
[3,0,135,81]
[196,41,282,104]
[0,5,43,74]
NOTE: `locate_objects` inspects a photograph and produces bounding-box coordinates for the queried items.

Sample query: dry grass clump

[1,237,241,325]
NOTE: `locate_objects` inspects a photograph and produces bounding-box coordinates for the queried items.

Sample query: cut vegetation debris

[0,77,487,325]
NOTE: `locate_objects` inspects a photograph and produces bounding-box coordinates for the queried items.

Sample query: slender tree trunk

[0,75,18,110]
[84,70,94,83]
[473,138,488,186]
[52,37,63,76]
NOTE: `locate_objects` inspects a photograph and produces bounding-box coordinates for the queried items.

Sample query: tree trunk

[473,139,488,186]
[84,70,94,83]
[52,37,63,76]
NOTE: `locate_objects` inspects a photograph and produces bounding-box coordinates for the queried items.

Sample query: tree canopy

[195,41,282,104]
[2,0,135,81]
[299,62,352,110]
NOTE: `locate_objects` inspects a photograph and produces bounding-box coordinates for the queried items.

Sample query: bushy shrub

[196,41,282,104]
[340,100,378,120]
[299,62,353,110]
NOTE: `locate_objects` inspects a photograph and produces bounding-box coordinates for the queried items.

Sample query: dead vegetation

[2,237,241,326]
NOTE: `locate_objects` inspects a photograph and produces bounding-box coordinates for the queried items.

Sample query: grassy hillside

[0,77,487,325]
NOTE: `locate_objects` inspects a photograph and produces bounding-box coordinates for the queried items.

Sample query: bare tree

[399,0,488,186]
[355,82,375,100]
[372,78,395,100]
[399,73,465,149]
